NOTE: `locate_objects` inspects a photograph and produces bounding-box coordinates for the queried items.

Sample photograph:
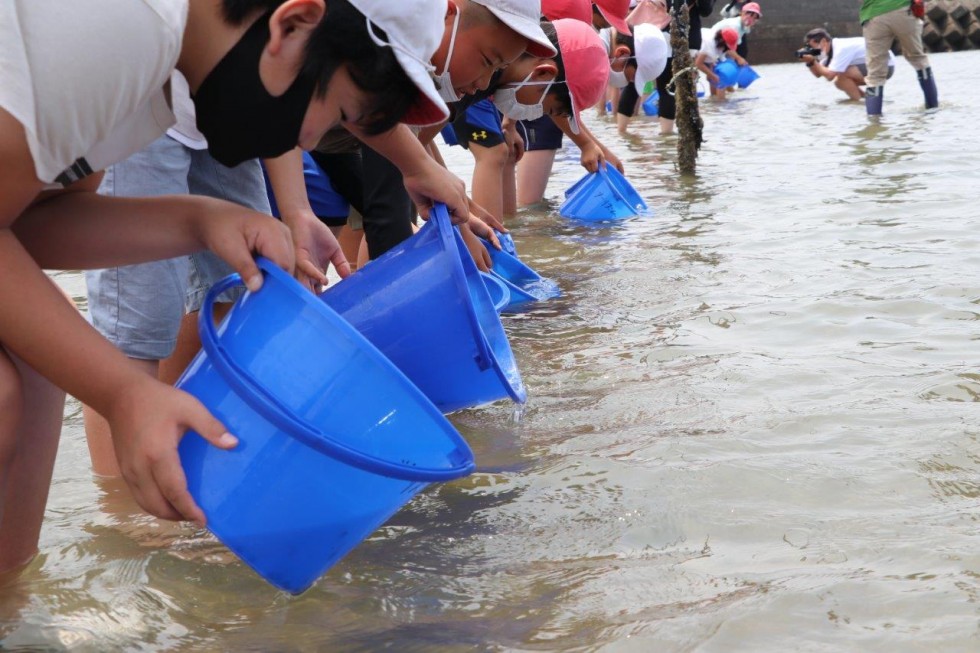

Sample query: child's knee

[473,143,509,169]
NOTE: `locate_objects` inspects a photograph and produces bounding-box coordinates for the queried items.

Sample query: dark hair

[804,28,831,44]
[613,31,638,78]
[714,30,731,52]
[540,21,573,115]
[221,0,419,135]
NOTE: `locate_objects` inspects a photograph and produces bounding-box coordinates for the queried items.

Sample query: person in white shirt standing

[799,28,894,102]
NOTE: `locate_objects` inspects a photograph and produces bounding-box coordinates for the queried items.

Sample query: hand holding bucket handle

[197,266,474,482]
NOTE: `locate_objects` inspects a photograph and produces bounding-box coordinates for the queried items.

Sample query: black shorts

[517,115,563,151]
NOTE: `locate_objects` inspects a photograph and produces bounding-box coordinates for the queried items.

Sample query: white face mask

[492,72,553,121]
[433,11,461,103]
[607,67,629,89]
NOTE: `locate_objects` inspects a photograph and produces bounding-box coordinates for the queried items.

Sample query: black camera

[795,46,821,59]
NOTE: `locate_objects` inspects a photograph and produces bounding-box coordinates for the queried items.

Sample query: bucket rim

[430,204,528,404]
[197,259,476,482]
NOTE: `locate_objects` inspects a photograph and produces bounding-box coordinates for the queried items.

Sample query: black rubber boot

[917,67,939,110]
[865,86,884,116]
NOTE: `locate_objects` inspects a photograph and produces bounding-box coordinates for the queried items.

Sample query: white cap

[472,0,558,58]
[632,22,669,95]
[351,0,451,126]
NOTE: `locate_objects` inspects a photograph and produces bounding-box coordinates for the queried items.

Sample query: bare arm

[263,148,349,290]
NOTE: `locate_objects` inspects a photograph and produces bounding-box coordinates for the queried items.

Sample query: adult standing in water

[859,0,938,116]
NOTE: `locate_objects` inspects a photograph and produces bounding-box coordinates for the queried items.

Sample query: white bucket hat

[350,0,451,125]
[472,0,558,57]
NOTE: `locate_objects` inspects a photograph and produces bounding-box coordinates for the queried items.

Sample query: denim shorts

[85,134,270,360]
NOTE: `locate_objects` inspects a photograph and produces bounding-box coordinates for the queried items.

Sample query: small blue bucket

[320,204,526,413]
[560,166,648,222]
[497,231,518,257]
[737,64,760,89]
[641,90,660,116]
[483,245,561,312]
[480,271,511,314]
[177,258,474,595]
[714,60,739,88]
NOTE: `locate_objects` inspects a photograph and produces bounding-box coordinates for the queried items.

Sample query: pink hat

[719,27,739,50]
[741,1,762,16]
[541,0,592,24]
[553,18,610,134]
[593,0,632,36]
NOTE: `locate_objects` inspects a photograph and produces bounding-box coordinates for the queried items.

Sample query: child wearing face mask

[353,0,556,266]
[513,0,629,209]
[0,0,469,579]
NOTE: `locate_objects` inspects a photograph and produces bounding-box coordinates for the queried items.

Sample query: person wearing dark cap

[800,28,894,102]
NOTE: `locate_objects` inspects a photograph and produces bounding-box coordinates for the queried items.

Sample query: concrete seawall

[709,0,980,63]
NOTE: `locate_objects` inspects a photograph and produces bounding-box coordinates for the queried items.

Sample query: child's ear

[268,0,325,54]
[613,45,632,59]
[532,62,559,82]
[445,0,459,21]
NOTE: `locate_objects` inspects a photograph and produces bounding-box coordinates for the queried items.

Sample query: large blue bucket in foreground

[320,204,525,413]
[560,166,648,222]
[177,258,474,595]
[480,271,511,314]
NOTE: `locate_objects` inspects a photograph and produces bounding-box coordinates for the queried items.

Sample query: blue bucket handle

[197,268,474,482]
[430,203,496,372]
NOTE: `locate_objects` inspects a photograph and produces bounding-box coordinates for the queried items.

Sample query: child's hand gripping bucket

[177,258,475,594]
[320,203,526,413]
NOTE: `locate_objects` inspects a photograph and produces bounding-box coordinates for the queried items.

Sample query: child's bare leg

[336,222,363,273]
[0,348,65,575]
[82,357,158,477]
[502,157,517,217]
[516,149,557,207]
[470,142,508,226]
[835,71,866,101]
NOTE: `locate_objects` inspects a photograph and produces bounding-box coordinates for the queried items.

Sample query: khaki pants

[862,7,930,87]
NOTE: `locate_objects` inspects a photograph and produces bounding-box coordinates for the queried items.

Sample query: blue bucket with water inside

[560,166,648,221]
[714,60,739,88]
[177,258,474,595]
[480,271,511,314]
[737,64,760,88]
[320,203,525,413]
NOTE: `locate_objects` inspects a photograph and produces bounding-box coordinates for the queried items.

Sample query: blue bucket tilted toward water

[560,166,648,222]
[176,258,474,595]
[642,90,660,116]
[714,59,739,88]
[481,245,561,313]
[320,203,525,413]
[737,64,760,89]
[479,270,511,314]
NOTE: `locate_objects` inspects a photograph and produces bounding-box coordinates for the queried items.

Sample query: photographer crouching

[798,28,894,101]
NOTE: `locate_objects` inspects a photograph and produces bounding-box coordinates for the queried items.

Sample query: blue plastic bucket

[714,60,739,88]
[737,64,760,89]
[641,90,660,116]
[320,204,526,413]
[482,245,561,312]
[177,258,474,594]
[479,271,511,313]
[560,166,648,221]
[497,231,518,257]
[264,152,349,220]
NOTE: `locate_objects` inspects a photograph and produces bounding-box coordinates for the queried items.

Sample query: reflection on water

[6,53,980,651]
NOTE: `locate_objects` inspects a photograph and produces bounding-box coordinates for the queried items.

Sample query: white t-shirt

[710,17,748,44]
[167,71,209,150]
[0,0,186,186]
[697,28,729,65]
[821,37,895,73]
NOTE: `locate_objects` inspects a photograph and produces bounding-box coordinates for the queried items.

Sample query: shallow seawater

[4,53,980,652]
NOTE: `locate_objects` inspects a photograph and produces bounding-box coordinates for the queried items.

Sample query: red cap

[719,27,739,51]
[742,1,762,16]
[554,18,610,134]
[594,0,631,36]
[541,0,592,23]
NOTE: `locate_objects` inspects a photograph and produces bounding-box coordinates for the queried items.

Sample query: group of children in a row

[1,0,713,583]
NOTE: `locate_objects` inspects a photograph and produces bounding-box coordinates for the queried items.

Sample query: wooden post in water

[670,0,702,175]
